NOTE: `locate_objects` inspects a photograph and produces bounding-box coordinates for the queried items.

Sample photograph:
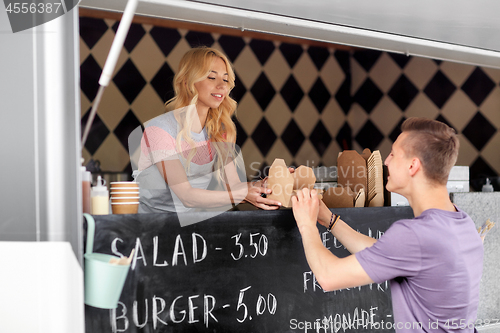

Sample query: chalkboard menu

[85,207,414,333]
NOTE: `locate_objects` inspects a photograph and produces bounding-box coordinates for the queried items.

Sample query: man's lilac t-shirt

[356,208,483,332]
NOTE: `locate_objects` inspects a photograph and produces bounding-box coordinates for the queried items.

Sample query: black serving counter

[84,207,414,333]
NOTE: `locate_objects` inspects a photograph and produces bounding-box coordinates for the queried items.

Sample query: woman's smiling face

[194,57,229,111]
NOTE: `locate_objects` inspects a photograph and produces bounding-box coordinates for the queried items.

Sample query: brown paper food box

[267,159,317,208]
[322,186,365,208]
[360,148,372,162]
[337,150,367,198]
[322,185,355,208]
[321,150,368,208]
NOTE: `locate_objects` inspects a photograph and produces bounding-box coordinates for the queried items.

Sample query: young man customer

[292,118,483,332]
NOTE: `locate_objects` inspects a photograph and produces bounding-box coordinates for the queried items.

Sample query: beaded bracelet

[327,213,336,230]
[327,213,340,232]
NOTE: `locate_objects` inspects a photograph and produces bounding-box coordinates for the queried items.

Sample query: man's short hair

[401,118,459,185]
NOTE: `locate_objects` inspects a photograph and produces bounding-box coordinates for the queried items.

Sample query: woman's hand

[252,176,268,189]
[292,188,320,232]
[242,166,295,210]
[244,181,282,210]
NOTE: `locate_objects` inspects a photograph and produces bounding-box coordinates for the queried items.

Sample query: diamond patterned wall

[349,50,500,189]
[79,12,500,188]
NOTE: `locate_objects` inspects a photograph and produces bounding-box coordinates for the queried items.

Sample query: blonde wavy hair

[165,46,239,184]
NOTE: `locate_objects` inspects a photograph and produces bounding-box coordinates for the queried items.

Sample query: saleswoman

[134,47,281,214]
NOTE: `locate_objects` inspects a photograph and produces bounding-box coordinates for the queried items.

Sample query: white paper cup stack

[110,182,139,214]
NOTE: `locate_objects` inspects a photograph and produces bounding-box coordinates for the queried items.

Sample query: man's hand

[292,188,320,232]
[318,199,333,228]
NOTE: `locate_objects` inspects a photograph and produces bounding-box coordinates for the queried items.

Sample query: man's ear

[408,158,421,177]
